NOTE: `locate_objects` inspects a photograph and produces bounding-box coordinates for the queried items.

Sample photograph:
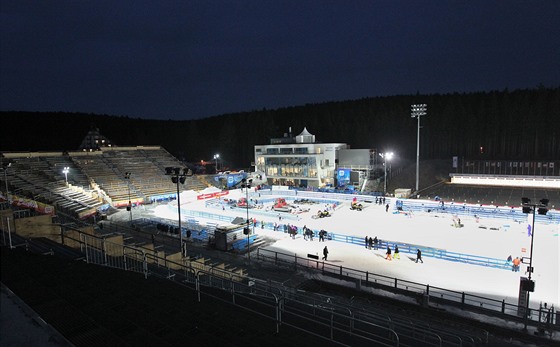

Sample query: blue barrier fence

[156,192,559,270]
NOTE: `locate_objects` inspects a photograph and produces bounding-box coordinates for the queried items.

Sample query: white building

[254,127,348,187]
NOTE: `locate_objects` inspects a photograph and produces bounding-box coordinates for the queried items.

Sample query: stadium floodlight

[124,172,132,224]
[62,167,70,184]
[411,104,427,194]
[520,197,549,332]
[379,152,394,195]
[1,162,11,204]
[165,167,193,257]
[214,154,220,171]
[241,178,253,260]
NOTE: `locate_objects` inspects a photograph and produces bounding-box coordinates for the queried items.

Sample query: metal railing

[255,247,558,329]
[1,223,501,346]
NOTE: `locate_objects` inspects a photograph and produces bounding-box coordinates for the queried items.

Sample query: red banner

[197,190,229,200]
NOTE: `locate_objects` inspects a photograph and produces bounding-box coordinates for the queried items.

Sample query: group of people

[385,245,400,260]
[365,235,423,263]
[365,236,379,250]
[506,255,521,272]
[283,223,329,242]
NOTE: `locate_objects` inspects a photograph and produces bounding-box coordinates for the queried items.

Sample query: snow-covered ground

[153,188,560,308]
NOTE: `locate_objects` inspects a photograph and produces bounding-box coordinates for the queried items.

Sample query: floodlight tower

[520,197,549,332]
[62,167,70,184]
[165,167,193,257]
[379,152,393,195]
[214,154,220,172]
[124,172,132,224]
[1,163,11,203]
[411,104,427,194]
[241,178,252,260]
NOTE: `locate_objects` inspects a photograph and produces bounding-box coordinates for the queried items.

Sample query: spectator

[416,249,423,263]
[512,257,521,272]
[385,246,392,261]
[322,246,329,261]
[394,245,400,260]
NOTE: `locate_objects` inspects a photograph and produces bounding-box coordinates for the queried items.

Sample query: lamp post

[124,172,132,225]
[241,178,252,260]
[165,167,193,257]
[411,104,427,194]
[520,197,549,332]
[1,163,11,203]
[62,167,70,184]
[214,154,220,172]
[379,152,393,195]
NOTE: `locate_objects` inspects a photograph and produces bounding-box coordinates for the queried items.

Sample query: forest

[1,87,559,169]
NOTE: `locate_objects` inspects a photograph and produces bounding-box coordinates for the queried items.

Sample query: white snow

[154,188,560,308]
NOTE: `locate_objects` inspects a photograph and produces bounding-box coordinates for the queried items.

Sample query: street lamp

[1,162,11,203]
[214,154,220,172]
[379,152,393,195]
[411,104,427,194]
[520,197,548,332]
[241,178,252,260]
[165,167,193,257]
[63,167,70,184]
[124,172,132,224]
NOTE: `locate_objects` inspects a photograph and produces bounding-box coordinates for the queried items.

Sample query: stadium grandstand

[415,159,560,209]
[2,133,559,346]
[0,145,209,223]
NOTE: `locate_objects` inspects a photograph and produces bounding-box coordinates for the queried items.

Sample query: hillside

[2,87,559,168]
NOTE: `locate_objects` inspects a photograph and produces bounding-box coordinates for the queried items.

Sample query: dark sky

[1,1,559,120]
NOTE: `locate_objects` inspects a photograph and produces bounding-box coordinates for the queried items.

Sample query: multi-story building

[254,127,349,188]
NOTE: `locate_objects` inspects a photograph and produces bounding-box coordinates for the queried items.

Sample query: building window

[267,148,279,154]
[280,148,293,154]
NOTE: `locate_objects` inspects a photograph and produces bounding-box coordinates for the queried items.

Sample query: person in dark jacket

[394,245,400,260]
[322,246,329,260]
[385,246,392,261]
[416,249,423,263]
[373,236,378,250]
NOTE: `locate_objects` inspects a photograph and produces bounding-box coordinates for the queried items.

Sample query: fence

[3,219,557,344]
[2,222,509,346]
[255,247,558,329]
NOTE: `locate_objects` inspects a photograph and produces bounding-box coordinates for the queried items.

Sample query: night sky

[1,1,559,120]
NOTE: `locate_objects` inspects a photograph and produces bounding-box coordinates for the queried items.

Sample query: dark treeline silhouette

[2,87,559,168]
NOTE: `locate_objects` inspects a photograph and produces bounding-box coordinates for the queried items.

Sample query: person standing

[505,255,512,267]
[394,245,400,260]
[322,246,329,261]
[416,249,423,263]
[385,203,389,212]
[373,236,378,250]
[368,237,373,250]
[512,257,521,272]
[365,236,368,249]
[385,246,392,261]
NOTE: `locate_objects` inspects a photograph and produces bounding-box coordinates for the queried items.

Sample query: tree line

[1,87,559,169]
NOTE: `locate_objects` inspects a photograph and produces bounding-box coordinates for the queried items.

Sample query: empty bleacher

[421,182,560,208]
[2,147,211,219]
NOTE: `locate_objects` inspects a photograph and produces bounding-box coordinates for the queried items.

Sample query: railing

[2,227,408,346]
[6,221,554,343]
[255,247,558,328]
